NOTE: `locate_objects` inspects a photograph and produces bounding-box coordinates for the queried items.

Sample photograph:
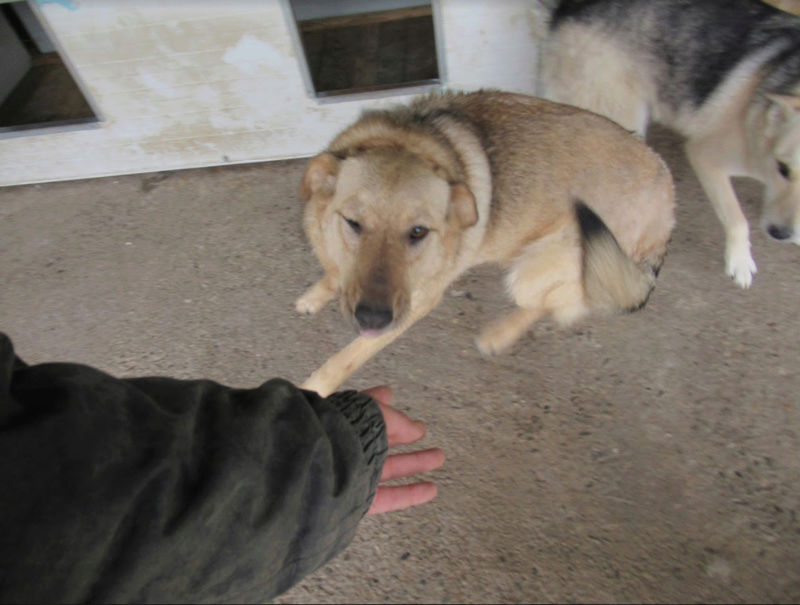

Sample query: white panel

[437,0,541,93]
[0,0,545,186]
[290,0,427,21]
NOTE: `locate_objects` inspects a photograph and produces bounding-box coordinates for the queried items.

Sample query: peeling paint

[36,0,78,10]
[136,71,180,99]
[222,35,289,77]
[194,85,221,107]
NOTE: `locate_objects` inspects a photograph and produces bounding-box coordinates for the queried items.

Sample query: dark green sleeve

[0,333,387,604]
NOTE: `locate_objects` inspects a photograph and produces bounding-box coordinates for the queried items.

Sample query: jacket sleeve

[0,333,387,604]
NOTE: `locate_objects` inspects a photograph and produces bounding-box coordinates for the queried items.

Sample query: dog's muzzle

[354,301,393,332]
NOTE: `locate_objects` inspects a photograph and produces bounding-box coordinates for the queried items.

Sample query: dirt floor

[1,125,799,603]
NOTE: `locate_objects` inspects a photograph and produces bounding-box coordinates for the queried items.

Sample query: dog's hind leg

[296,272,338,315]
[476,225,588,356]
[476,306,546,356]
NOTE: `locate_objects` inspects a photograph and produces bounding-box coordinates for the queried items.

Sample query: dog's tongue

[359,329,382,338]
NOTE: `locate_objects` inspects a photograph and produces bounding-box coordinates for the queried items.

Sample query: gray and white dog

[539,0,800,287]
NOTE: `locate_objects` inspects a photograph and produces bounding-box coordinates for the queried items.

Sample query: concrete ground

[1,125,799,603]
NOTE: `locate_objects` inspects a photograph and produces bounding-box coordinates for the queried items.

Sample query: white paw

[301,372,335,397]
[295,284,333,315]
[725,244,757,289]
[475,329,513,357]
[295,293,321,315]
[300,375,323,393]
[475,334,498,357]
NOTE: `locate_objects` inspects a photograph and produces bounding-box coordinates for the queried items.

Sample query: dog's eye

[778,160,791,179]
[344,217,362,234]
[408,225,429,242]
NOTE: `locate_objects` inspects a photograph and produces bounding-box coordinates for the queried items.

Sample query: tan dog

[296,91,675,396]
[765,0,800,16]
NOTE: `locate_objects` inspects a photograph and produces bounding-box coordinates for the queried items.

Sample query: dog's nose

[355,302,393,331]
[767,224,793,241]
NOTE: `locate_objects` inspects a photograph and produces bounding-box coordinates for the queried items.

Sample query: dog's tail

[576,201,657,314]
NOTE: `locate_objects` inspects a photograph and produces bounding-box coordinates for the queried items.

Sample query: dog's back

[541,0,800,134]
[409,92,673,265]
[405,91,674,317]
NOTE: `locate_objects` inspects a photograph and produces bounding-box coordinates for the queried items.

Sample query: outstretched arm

[0,334,437,603]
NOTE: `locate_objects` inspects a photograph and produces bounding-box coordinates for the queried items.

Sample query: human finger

[380,448,445,482]
[361,385,393,407]
[377,402,427,447]
[361,385,426,447]
[366,482,438,515]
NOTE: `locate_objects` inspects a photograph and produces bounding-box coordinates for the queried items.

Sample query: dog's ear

[449,183,478,228]
[299,153,340,201]
[766,93,800,120]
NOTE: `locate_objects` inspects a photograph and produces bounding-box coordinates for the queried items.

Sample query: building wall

[290,0,426,21]
[0,0,544,186]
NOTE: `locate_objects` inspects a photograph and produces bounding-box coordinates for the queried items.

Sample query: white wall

[0,0,544,186]
[290,0,427,21]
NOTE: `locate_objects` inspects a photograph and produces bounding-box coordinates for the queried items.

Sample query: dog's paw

[295,280,335,315]
[300,375,323,394]
[295,293,322,315]
[725,245,757,289]
[475,328,515,357]
[301,371,336,397]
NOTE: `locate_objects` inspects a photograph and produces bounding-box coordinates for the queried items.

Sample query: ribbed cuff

[325,390,388,514]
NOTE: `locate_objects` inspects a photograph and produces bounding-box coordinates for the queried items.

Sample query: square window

[288,1,441,99]
[0,1,98,137]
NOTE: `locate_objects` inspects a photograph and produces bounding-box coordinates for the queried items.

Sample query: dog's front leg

[301,328,404,397]
[296,273,338,315]
[301,293,442,396]
[686,140,757,288]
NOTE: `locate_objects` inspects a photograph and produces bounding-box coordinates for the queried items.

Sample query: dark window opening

[289,1,441,98]
[0,1,98,135]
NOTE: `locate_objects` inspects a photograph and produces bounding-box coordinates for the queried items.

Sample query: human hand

[362,386,445,515]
